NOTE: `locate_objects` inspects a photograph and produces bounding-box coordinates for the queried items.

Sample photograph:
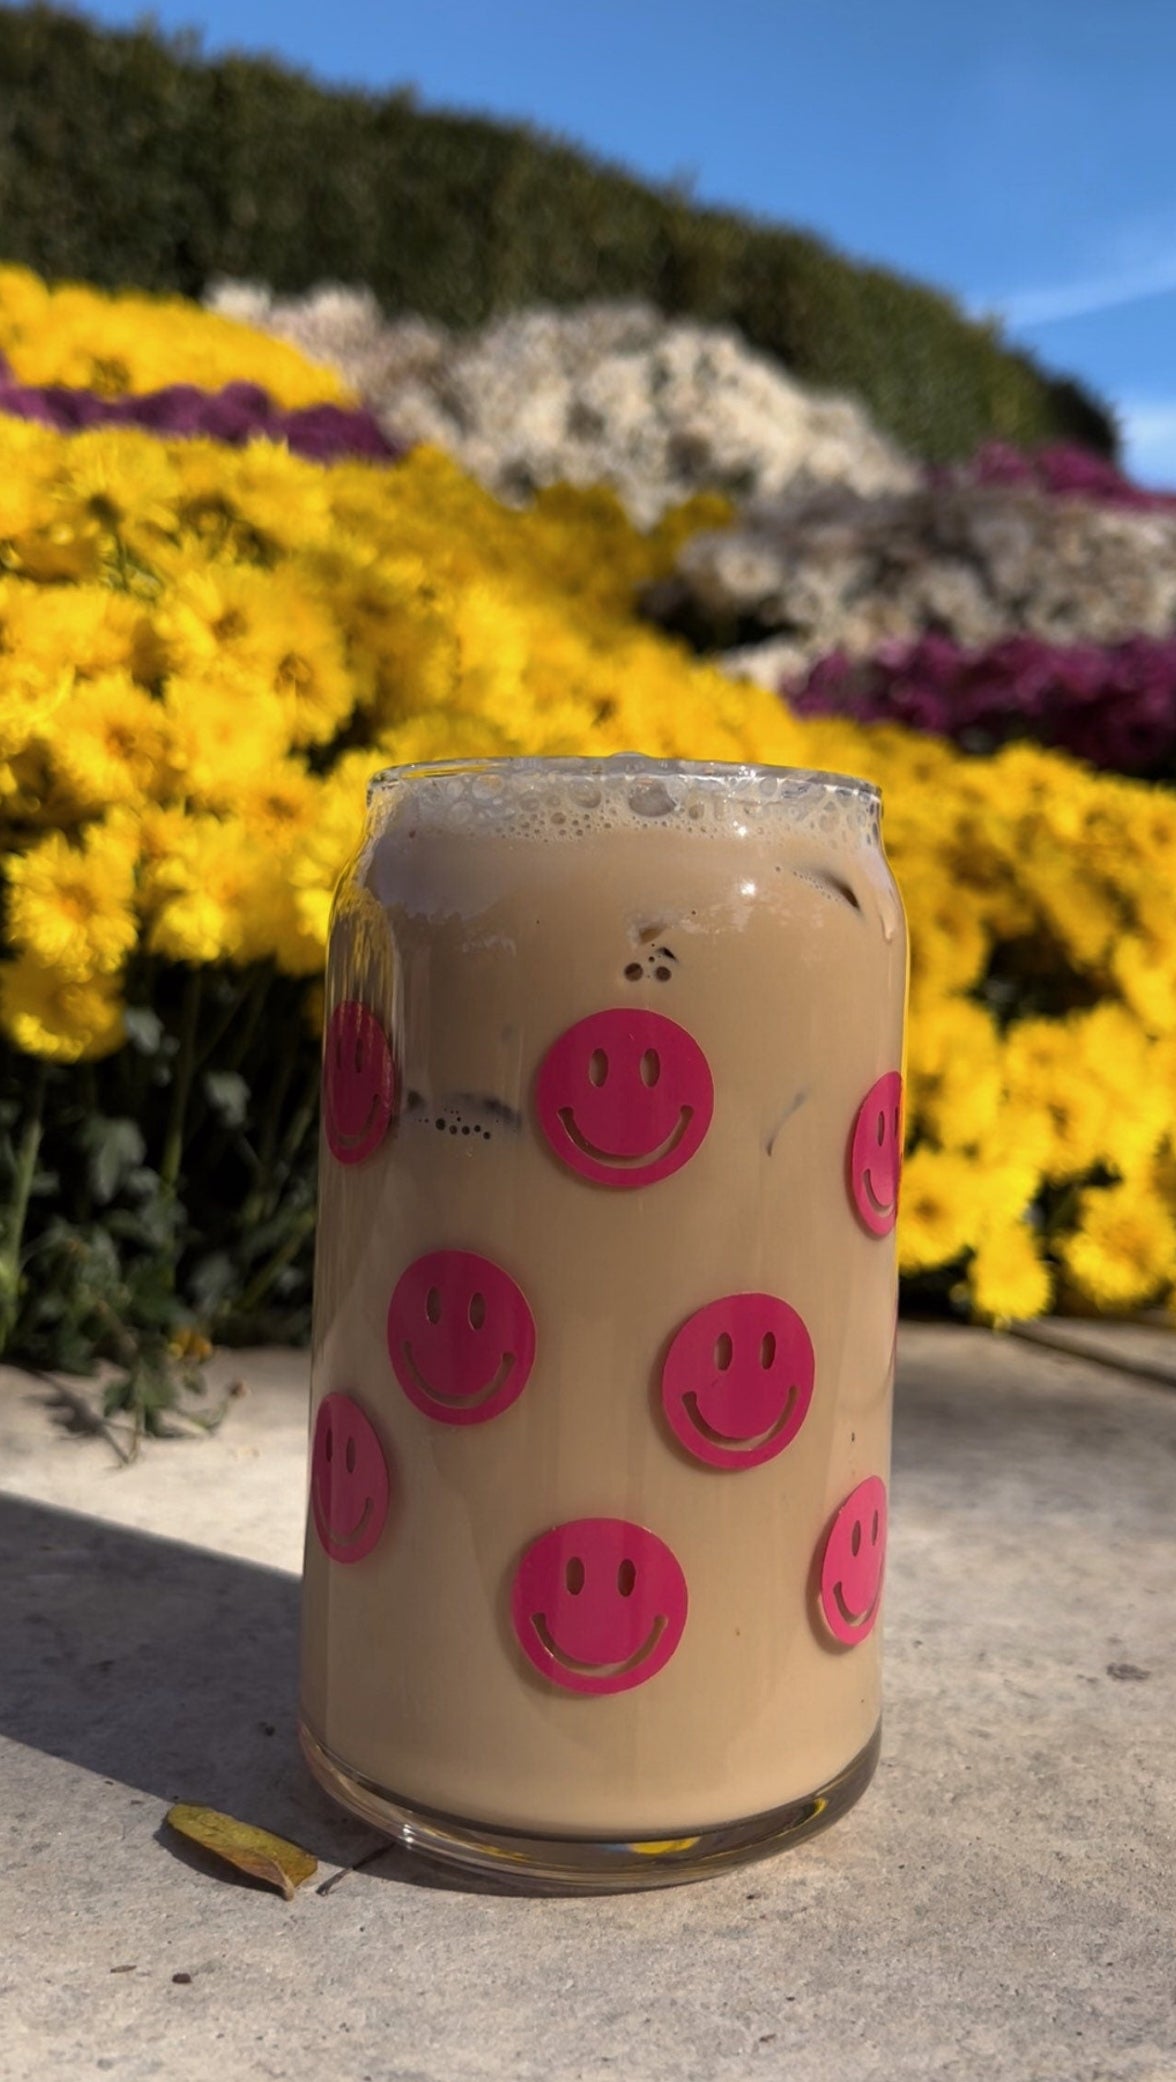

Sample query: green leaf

[84,1118,147,1206]
[103,1375,134,1416]
[123,1006,165,1056]
[124,1166,163,1202]
[190,1251,236,1311]
[106,1198,181,1251]
[203,1071,249,1129]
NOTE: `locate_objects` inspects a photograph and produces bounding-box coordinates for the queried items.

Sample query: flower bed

[940,440,1176,514]
[0,296,1171,1409]
[0,265,352,405]
[0,371,399,463]
[788,634,1176,778]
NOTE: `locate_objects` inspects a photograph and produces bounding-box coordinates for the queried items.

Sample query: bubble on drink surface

[627,778,677,819]
[367,758,881,851]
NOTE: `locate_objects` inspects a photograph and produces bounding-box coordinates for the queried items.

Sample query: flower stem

[0,1061,47,1351]
[160,968,202,1194]
[240,1019,300,1228]
[232,1205,316,1320]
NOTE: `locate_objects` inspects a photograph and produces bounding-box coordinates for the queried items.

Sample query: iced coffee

[300,756,906,1887]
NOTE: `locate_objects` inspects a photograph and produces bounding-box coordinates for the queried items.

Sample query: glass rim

[365,753,881,806]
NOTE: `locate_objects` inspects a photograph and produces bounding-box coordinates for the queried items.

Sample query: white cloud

[970,212,1176,330]
[1118,401,1176,490]
[974,255,1176,330]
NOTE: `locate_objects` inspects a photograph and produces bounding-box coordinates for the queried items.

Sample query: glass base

[300,1718,882,1894]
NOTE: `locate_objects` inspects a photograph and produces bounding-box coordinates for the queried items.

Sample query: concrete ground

[1,1325,1173,2082]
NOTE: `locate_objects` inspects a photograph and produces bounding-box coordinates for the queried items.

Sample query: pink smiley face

[323,1001,396,1165]
[387,1250,536,1426]
[535,1008,713,1189]
[310,1392,390,1564]
[848,1072,903,1236]
[511,1519,688,1696]
[660,1292,815,1471]
[819,1476,888,1645]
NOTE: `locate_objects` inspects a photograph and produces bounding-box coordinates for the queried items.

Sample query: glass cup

[299,755,907,1890]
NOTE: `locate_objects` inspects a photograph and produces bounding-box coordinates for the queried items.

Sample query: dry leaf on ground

[166,1803,317,1900]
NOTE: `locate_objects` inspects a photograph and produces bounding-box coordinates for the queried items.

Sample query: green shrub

[0,4,1115,463]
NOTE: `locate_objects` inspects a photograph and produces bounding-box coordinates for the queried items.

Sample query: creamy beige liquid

[300,765,906,1836]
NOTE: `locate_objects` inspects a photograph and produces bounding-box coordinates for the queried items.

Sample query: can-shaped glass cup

[300,755,907,1889]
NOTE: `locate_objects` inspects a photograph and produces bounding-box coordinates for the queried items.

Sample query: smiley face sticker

[323,1001,396,1166]
[310,1392,390,1564]
[848,1072,903,1236]
[511,1518,688,1695]
[660,1292,815,1471]
[388,1250,536,1426]
[535,1008,713,1189]
[818,1476,887,1646]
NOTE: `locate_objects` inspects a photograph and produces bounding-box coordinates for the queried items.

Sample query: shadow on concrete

[4,1341,1171,1902]
[892,1328,1176,1524]
[0,1494,613,1897]
[1,1494,353,1844]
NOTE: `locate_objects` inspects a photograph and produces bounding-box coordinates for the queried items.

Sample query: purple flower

[950,440,1176,513]
[201,395,265,444]
[126,385,212,432]
[785,631,1176,776]
[0,373,408,466]
[285,404,400,462]
[220,382,277,417]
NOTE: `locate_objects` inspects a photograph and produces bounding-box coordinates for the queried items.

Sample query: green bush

[0,4,1115,463]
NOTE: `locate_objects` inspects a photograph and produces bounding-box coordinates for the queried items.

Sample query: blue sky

[75,0,1176,483]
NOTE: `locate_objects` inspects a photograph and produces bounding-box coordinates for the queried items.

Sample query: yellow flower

[43,671,171,812]
[0,265,354,406]
[163,438,329,568]
[0,655,74,762]
[52,427,181,554]
[223,443,335,554]
[0,263,51,340]
[160,666,291,808]
[5,816,139,978]
[0,386,1169,1321]
[0,953,125,1062]
[376,712,518,768]
[897,1147,979,1274]
[230,757,318,838]
[1073,1003,1167,1177]
[1111,933,1176,1035]
[286,751,379,956]
[902,864,991,999]
[153,565,355,748]
[1003,1018,1113,1182]
[5,504,104,584]
[142,811,290,967]
[1024,854,1122,967]
[1061,1182,1176,1310]
[967,1222,1053,1324]
[978,1107,1057,1217]
[0,420,61,539]
[908,996,1003,1151]
[0,580,148,682]
[169,1327,214,1362]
